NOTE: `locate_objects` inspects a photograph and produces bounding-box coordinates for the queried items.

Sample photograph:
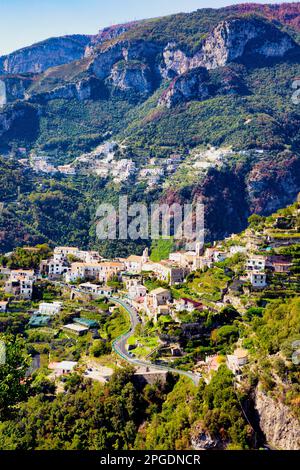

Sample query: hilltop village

[0,199,299,391]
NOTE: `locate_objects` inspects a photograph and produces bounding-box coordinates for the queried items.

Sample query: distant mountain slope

[114,2,300,52]
[0,3,299,250]
[0,35,91,75]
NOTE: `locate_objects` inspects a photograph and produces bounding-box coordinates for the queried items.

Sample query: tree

[215,325,239,346]
[90,339,110,357]
[0,334,30,419]
[248,214,265,228]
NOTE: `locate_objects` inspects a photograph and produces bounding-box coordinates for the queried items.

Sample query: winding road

[110,297,201,385]
[50,282,200,385]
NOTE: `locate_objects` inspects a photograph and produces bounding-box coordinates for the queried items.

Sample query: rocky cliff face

[0,17,297,108]
[158,67,210,108]
[200,18,296,69]
[161,18,297,80]
[90,40,161,82]
[0,75,35,104]
[109,61,153,94]
[158,65,248,107]
[246,153,300,214]
[0,35,91,75]
[26,76,103,103]
[85,22,140,57]
[255,389,300,450]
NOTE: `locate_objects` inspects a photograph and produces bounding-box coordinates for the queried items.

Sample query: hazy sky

[0,0,291,55]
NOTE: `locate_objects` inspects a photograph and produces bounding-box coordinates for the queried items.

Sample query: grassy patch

[150,237,174,262]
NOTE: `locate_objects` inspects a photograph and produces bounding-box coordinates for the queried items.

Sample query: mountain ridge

[0,3,299,252]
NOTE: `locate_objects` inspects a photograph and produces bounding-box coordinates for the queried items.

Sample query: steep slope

[0,35,91,75]
[0,4,299,250]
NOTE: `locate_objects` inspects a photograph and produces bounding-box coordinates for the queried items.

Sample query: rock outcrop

[246,153,300,214]
[161,18,297,77]
[158,67,210,108]
[200,18,296,69]
[91,40,160,82]
[159,65,248,108]
[255,389,300,450]
[191,422,224,450]
[0,75,35,104]
[85,22,139,57]
[26,76,103,103]
[109,61,153,94]
[0,35,91,75]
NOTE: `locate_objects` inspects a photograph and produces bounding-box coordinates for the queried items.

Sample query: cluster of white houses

[1,238,293,303]
[4,269,36,300]
[243,253,292,288]
[40,246,189,286]
[124,276,205,323]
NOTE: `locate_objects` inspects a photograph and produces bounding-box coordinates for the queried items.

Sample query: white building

[79,283,114,296]
[169,247,208,271]
[229,245,247,255]
[124,249,149,274]
[144,287,172,321]
[143,260,185,285]
[97,262,125,283]
[174,298,204,313]
[248,271,267,288]
[246,255,266,272]
[122,274,142,289]
[38,302,62,316]
[0,301,8,313]
[227,349,249,375]
[54,246,80,258]
[5,270,35,300]
[48,361,78,377]
[66,261,124,283]
[124,255,143,274]
[48,258,69,279]
[128,284,147,300]
[10,269,35,281]
[63,323,89,336]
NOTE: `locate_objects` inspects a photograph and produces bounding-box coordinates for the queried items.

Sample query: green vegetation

[0,366,182,450]
[150,237,173,262]
[173,267,231,302]
[0,4,299,451]
[0,245,52,269]
[128,329,159,359]
[0,335,30,420]
[100,308,130,341]
[136,367,252,450]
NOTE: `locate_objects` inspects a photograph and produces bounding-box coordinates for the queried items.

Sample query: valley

[0,1,299,454]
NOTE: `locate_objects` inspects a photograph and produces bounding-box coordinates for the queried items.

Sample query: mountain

[0,35,91,75]
[0,3,300,252]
